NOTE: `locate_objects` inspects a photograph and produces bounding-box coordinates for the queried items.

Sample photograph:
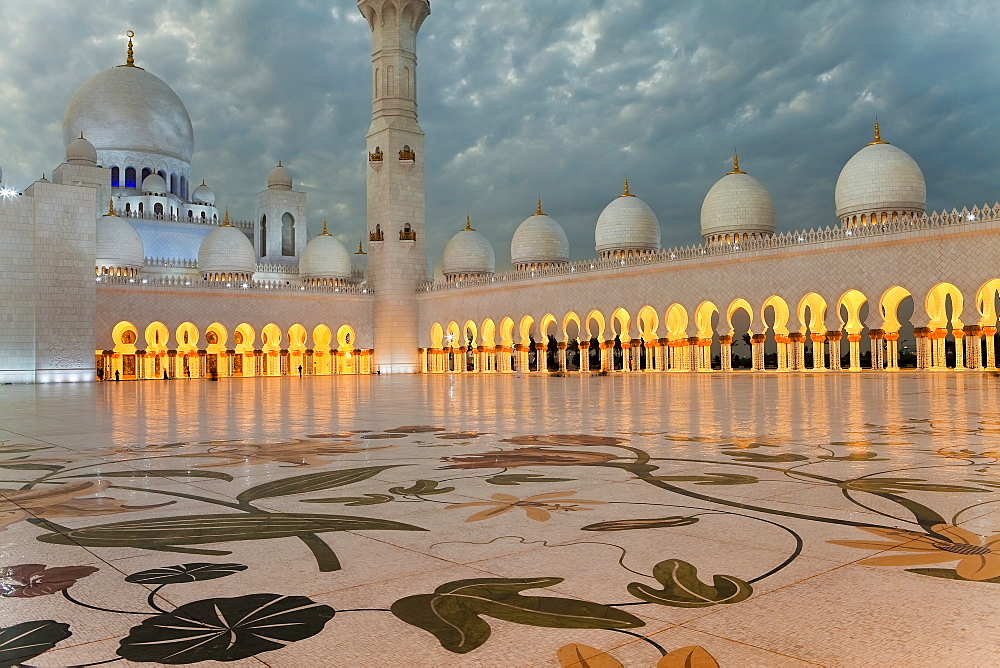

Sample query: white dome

[198,217,256,279]
[595,181,660,255]
[700,161,775,241]
[66,134,97,166]
[62,64,194,164]
[141,173,167,195]
[96,208,144,272]
[299,227,352,282]
[268,163,293,190]
[191,181,215,205]
[511,202,569,267]
[835,126,926,222]
[442,219,495,277]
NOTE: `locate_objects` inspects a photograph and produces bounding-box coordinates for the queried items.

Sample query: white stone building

[2,0,999,383]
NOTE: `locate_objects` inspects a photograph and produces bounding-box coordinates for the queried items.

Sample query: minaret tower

[358,0,430,373]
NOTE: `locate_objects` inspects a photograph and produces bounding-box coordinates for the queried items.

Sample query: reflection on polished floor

[0,372,998,667]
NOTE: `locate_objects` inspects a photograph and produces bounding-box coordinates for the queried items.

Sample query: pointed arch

[144,321,169,350]
[879,286,913,334]
[336,324,356,350]
[837,289,869,334]
[112,321,139,352]
[585,310,606,342]
[499,317,515,347]
[539,313,557,341]
[976,279,1000,326]
[261,323,282,351]
[205,322,228,352]
[562,311,582,341]
[234,323,256,353]
[174,322,199,351]
[761,296,790,335]
[446,321,461,345]
[481,319,497,347]
[429,323,444,349]
[463,320,479,347]
[518,315,536,346]
[637,306,658,340]
[694,301,719,339]
[726,299,754,336]
[665,303,689,339]
[925,282,965,330]
[797,293,828,334]
[287,324,308,350]
[313,324,333,350]
[610,308,632,340]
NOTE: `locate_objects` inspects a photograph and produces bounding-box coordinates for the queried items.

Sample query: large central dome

[62,62,194,164]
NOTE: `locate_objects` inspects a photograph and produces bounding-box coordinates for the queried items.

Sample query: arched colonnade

[98,321,371,381]
[421,280,1000,374]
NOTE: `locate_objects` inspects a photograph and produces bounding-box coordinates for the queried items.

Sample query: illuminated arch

[584,310,606,341]
[637,305,658,340]
[976,279,1000,326]
[665,303,689,339]
[481,319,497,347]
[144,321,169,350]
[562,311,582,341]
[610,307,631,340]
[205,322,228,352]
[694,301,719,339]
[463,320,479,347]
[234,323,256,353]
[112,321,139,352]
[287,324,307,350]
[174,322,199,351]
[312,324,333,350]
[336,324,356,350]
[837,289,869,334]
[499,317,515,347]
[518,315,536,346]
[925,283,964,329]
[879,286,913,334]
[797,293,828,334]
[446,321,461,346]
[761,296,790,335]
[726,298,754,336]
[429,323,444,349]
[261,323,282,351]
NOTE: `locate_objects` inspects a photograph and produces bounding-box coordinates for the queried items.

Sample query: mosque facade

[2,0,999,383]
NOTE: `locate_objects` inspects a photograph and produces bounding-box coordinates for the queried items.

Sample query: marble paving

[0,372,999,667]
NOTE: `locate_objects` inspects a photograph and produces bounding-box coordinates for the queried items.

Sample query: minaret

[358,0,430,373]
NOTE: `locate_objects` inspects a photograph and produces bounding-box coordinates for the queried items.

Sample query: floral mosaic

[1,415,998,665]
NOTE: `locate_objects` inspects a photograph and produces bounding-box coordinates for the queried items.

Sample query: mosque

[2,0,999,383]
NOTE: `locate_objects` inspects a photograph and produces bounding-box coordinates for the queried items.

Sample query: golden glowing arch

[429,323,444,349]
[726,299,754,336]
[336,324,356,350]
[761,296,790,335]
[518,315,535,345]
[925,282,964,330]
[836,289,869,334]
[637,305,658,340]
[499,317,515,347]
[797,293,828,334]
[665,303,689,339]
[694,301,719,339]
[174,322,199,350]
[610,307,631,340]
[585,310,606,341]
[562,311,582,341]
[879,286,913,334]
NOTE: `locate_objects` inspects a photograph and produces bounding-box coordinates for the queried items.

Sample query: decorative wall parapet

[117,209,253,230]
[143,256,198,268]
[256,262,300,274]
[421,202,1000,293]
[96,274,372,295]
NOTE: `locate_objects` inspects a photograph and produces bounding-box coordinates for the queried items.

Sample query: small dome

[511,200,569,268]
[141,173,167,195]
[198,213,256,280]
[191,180,215,205]
[66,134,97,166]
[700,156,776,242]
[442,217,495,278]
[835,123,926,223]
[96,203,144,274]
[595,180,660,256]
[299,224,353,284]
[268,162,293,190]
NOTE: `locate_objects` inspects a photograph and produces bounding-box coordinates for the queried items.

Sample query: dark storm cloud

[2,1,999,272]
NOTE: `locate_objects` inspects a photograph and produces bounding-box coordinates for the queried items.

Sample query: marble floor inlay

[0,372,998,667]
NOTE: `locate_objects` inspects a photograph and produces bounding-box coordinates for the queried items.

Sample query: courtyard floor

[0,371,998,667]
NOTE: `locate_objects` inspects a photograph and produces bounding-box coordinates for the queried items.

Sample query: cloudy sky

[2,0,999,272]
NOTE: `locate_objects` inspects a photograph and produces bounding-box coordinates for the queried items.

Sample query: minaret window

[138,202,143,215]
[170,173,178,195]
[141,168,152,184]
[125,167,136,188]
[260,215,267,257]
[281,212,295,256]
[154,203,163,217]
[110,167,120,188]
[157,169,167,183]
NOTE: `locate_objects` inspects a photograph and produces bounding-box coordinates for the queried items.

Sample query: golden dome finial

[320,221,330,236]
[125,31,135,67]
[621,177,634,197]
[222,210,231,227]
[868,120,889,145]
[464,215,474,231]
[79,132,85,140]
[277,160,283,167]
[356,239,366,254]
[728,153,745,175]
[535,197,544,216]
[200,179,206,186]
[104,199,118,217]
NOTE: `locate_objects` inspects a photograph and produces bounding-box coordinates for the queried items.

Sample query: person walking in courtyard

[298,364,303,378]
